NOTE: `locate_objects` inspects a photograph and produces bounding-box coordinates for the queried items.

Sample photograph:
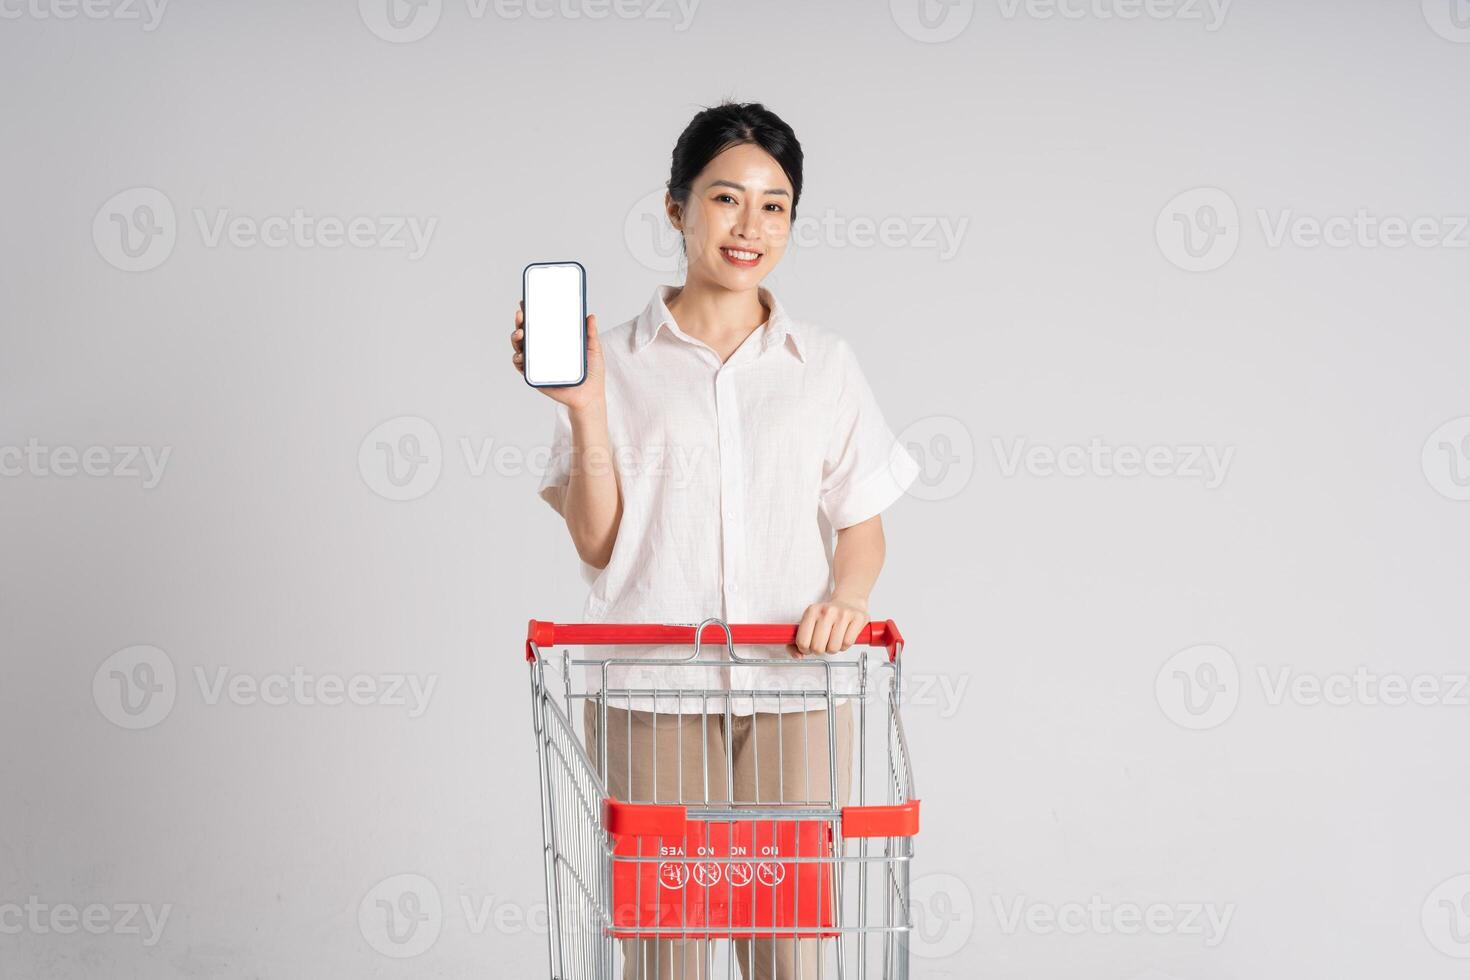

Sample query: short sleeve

[534,402,603,588]
[819,340,922,530]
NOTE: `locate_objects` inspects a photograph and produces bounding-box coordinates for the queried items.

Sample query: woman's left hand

[790,595,870,657]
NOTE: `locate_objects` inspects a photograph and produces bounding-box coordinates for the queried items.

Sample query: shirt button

[728,582,739,593]
[725,510,736,520]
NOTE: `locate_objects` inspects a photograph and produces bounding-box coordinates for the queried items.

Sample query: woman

[512,101,919,980]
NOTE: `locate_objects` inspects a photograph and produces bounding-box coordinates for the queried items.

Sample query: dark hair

[667,101,804,223]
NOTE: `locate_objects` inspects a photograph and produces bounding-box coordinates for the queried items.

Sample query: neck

[666,275,769,346]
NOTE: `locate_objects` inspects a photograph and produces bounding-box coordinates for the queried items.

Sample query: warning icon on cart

[727,862,754,887]
[755,862,786,887]
[659,862,690,890]
[692,862,722,887]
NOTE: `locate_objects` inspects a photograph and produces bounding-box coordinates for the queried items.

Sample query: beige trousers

[584,700,854,980]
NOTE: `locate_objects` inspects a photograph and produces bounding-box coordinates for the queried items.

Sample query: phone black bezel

[521,260,588,389]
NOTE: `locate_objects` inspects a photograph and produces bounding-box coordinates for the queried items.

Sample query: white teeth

[723,248,759,261]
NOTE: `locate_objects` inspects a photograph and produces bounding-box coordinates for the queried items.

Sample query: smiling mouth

[720,246,763,266]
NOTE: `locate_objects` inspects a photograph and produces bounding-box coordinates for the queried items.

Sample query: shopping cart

[525,616,919,979]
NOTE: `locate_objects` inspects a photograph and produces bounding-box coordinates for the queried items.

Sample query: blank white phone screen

[525,264,584,386]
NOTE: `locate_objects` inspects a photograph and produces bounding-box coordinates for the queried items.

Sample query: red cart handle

[525,620,905,663]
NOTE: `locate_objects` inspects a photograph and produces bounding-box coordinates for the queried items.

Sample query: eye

[714,193,738,205]
[764,202,785,213]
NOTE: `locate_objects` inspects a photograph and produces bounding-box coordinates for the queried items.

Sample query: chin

[704,259,764,291]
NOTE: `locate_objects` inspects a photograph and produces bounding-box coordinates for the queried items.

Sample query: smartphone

[521,261,587,388]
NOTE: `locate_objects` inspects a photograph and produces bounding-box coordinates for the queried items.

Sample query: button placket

[714,369,744,606]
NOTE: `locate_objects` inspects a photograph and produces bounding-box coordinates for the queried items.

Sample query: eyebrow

[704,179,790,197]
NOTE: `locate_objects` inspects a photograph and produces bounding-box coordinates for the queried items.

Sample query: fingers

[794,608,817,657]
[810,607,838,655]
[512,305,524,373]
[585,313,599,354]
[792,604,870,657]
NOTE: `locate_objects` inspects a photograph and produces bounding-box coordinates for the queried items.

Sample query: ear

[665,192,682,232]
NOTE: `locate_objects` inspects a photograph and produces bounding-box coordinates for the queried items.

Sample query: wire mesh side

[532,657,611,980]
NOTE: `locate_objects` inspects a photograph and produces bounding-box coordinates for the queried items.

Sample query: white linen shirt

[536,283,920,715]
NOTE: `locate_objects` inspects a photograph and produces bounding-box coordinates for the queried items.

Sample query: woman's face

[668,142,793,291]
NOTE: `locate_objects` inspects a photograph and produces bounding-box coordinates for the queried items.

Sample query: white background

[2,0,1469,977]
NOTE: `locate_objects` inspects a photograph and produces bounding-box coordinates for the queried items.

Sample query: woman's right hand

[512,302,606,413]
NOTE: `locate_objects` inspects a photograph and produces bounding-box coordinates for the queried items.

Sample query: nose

[731,200,763,242]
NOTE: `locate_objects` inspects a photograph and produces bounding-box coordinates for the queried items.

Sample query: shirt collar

[632,284,805,362]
